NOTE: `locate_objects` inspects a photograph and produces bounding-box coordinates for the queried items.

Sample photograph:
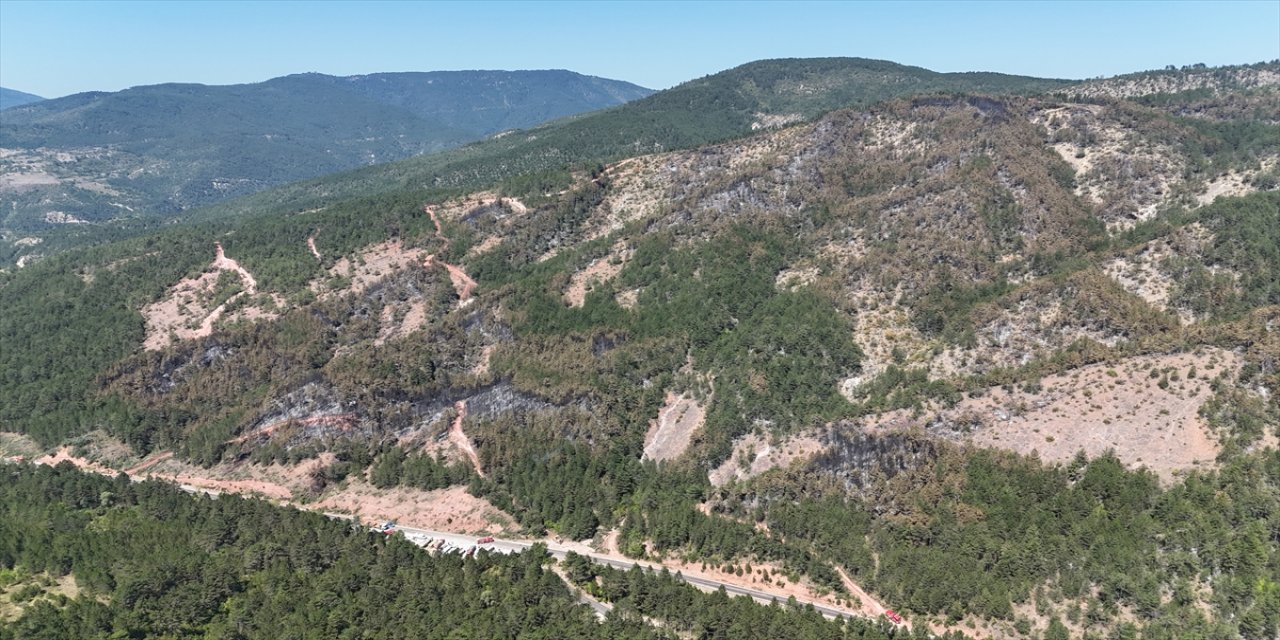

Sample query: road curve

[392,525,865,622]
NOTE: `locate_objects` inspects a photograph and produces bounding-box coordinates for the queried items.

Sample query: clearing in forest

[642,392,705,462]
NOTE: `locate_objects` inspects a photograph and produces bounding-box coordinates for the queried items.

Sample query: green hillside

[193,57,1076,222]
[2,60,1278,639]
[0,70,652,250]
[0,87,44,110]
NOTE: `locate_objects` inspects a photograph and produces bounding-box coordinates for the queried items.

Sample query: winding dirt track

[447,401,486,478]
[423,205,477,303]
[213,242,257,293]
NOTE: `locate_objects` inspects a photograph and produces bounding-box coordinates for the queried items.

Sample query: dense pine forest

[1,60,1278,639]
[0,463,944,640]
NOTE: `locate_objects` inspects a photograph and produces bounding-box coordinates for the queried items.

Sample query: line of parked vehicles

[371,521,501,558]
[367,520,905,625]
[421,537,481,557]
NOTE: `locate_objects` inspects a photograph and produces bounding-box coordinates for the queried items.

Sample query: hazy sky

[2,0,1278,98]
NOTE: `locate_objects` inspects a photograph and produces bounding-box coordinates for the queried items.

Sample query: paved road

[392,525,862,622]
[46,465,872,625]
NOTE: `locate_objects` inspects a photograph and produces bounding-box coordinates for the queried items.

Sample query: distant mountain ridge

[190,57,1077,224]
[0,70,652,233]
[2,58,1278,639]
[0,87,44,110]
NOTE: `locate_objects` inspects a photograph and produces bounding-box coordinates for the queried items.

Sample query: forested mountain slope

[1,61,1278,639]
[1,463,941,640]
[175,58,1076,228]
[0,70,651,262]
[0,87,43,111]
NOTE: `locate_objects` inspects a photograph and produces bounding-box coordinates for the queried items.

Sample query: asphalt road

[19,455,877,625]
[393,525,862,622]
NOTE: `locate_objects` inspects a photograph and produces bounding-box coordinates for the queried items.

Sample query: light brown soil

[615,288,640,309]
[960,349,1240,484]
[0,574,81,623]
[141,269,222,349]
[224,293,287,325]
[141,242,261,350]
[0,432,44,458]
[125,450,173,475]
[212,242,257,292]
[35,447,119,476]
[709,431,827,487]
[835,566,890,619]
[440,261,477,302]
[774,265,820,291]
[642,392,705,462]
[26,434,518,540]
[306,235,322,260]
[464,235,503,258]
[314,483,513,534]
[656,554,869,618]
[374,299,428,345]
[315,240,428,298]
[1032,104,1186,228]
[841,288,932,398]
[564,242,631,307]
[423,205,478,304]
[447,401,486,478]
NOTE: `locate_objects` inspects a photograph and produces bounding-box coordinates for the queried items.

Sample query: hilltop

[2,58,1068,267]
[0,70,651,257]
[0,87,44,110]
[1,59,1278,639]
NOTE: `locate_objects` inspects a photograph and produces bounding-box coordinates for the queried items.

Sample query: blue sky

[1,0,1277,98]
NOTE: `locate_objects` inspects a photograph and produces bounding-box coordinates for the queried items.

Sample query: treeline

[0,463,974,639]
[560,552,961,640]
[0,463,663,639]
[716,447,1280,638]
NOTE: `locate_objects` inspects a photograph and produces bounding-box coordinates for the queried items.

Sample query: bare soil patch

[35,447,119,476]
[0,432,44,458]
[0,171,60,191]
[464,235,503,258]
[374,299,428,345]
[448,401,486,477]
[314,483,513,535]
[1032,104,1187,229]
[1,574,81,623]
[314,240,428,298]
[141,243,262,350]
[960,349,1240,484]
[564,242,631,307]
[423,204,478,304]
[642,392,705,463]
[1102,222,1236,324]
[709,430,825,487]
[656,554,870,620]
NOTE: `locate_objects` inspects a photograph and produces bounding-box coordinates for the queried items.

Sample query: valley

[1,56,1278,639]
